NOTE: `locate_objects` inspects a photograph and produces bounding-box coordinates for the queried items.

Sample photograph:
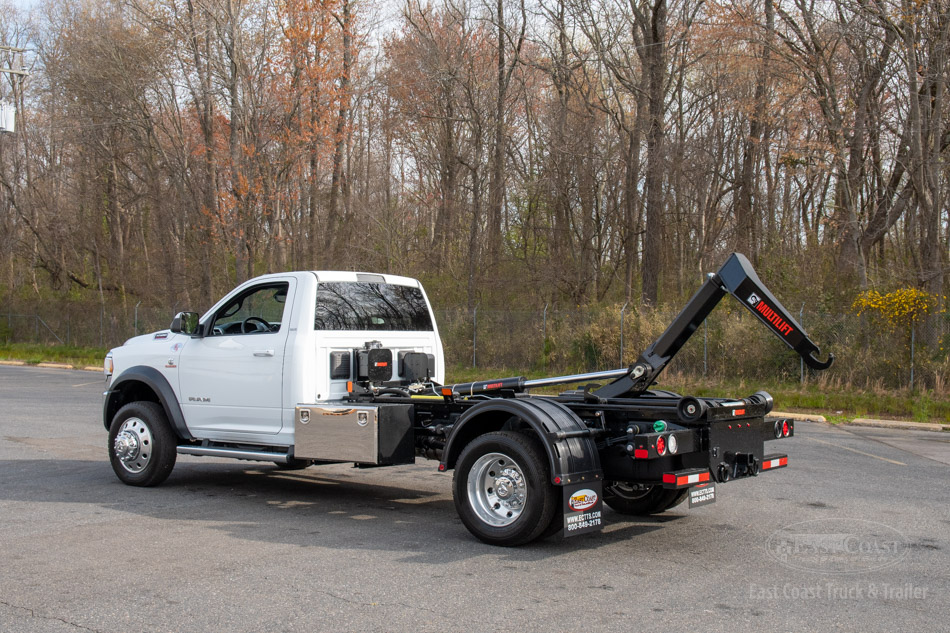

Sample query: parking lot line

[804,435,906,466]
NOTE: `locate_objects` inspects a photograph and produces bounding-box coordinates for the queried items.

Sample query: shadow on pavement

[0,457,680,562]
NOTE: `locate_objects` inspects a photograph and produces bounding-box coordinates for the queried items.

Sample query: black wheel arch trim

[440,397,602,485]
[103,365,192,440]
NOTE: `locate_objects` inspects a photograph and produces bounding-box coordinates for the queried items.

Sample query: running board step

[177,445,290,463]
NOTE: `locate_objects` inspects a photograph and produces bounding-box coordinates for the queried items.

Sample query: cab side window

[210,283,289,335]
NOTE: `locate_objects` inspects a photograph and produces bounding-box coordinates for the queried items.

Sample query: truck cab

[105,271,444,450]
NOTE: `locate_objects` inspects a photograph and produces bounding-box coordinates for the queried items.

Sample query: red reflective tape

[485,382,502,389]
[664,471,712,487]
[780,457,788,466]
[634,449,649,459]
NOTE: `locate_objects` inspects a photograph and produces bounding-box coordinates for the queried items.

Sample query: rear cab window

[314,282,433,331]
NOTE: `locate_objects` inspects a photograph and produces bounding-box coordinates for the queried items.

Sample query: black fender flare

[103,365,192,440]
[440,397,602,485]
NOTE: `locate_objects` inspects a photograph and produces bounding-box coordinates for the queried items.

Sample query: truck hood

[122,330,177,347]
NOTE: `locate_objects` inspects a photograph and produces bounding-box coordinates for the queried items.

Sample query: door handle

[253,350,275,357]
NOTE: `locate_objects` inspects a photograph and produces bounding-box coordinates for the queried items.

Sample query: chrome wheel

[112,417,153,474]
[467,452,528,527]
[454,431,556,546]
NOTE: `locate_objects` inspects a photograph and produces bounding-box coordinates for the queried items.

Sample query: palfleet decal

[568,489,599,512]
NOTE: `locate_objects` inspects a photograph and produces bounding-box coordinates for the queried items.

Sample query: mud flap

[561,481,604,538]
[688,482,716,508]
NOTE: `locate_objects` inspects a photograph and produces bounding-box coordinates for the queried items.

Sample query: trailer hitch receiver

[718,451,759,482]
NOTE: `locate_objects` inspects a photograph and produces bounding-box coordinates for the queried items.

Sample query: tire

[602,482,688,515]
[538,493,565,540]
[108,401,178,487]
[453,431,557,546]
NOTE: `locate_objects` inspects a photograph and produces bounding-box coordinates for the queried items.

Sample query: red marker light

[554,476,561,484]
[438,463,446,471]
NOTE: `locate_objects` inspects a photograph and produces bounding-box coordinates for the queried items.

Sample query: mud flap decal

[688,482,716,508]
[562,481,603,537]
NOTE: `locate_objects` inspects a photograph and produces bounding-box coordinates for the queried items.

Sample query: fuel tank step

[177,445,290,463]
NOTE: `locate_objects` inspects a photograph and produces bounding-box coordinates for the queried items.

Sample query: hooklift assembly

[339,253,832,544]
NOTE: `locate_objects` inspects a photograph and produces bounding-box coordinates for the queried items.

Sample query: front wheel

[453,431,557,546]
[602,482,688,515]
[108,401,178,487]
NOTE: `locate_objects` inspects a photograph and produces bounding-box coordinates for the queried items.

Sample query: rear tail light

[656,435,667,456]
[783,420,791,437]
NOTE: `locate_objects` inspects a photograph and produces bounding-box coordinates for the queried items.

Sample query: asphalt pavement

[0,365,947,632]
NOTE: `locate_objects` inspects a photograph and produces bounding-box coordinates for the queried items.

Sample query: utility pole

[0,45,28,133]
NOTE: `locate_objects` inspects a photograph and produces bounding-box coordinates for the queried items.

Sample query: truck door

[178,279,295,437]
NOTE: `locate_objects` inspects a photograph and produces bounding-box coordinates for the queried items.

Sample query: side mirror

[170,311,201,336]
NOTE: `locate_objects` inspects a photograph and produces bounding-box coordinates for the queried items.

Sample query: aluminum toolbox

[294,404,414,464]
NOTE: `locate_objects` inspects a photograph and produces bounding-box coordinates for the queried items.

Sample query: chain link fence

[434,302,949,391]
[1,304,179,350]
[3,300,947,390]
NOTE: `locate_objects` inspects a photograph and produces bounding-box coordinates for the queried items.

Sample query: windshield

[314,282,433,331]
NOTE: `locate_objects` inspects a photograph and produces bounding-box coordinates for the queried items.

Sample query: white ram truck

[104,256,830,546]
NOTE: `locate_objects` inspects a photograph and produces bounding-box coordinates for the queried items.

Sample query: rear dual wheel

[602,482,687,515]
[454,431,558,547]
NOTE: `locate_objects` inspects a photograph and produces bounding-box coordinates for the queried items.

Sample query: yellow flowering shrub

[851,288,938,327]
